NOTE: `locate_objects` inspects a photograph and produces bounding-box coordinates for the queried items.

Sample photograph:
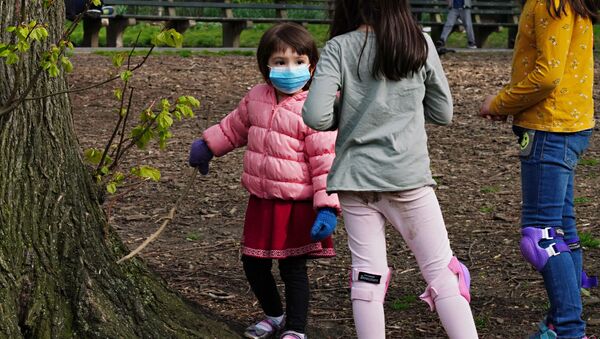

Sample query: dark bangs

[256,23,320,85]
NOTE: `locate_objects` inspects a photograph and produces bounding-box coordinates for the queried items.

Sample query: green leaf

[61,56,73,73]
[106,182,117,194]
[16,40,30,53]
[158,130,173,149]
[0,44,12,58]
[177,95,200,108]
[157,112,173,129]
[114,88,123,101]
[17,27,29,40]
[7,26,16,33]
[152,29,183,48]
[100,166,110,175]
[48,64,60,77]
[131,165,161,182]
[120,70,133,82]
[113,172,125,183]
[92,0,102,6]
[32,27,49,41]
[175,104,194,119]
[28,20,37,29]
[160,98,170,111]
[112,52,126,68]
[139,108,154,122]
[84,148,104,165]
[131,126,153,149]
[6,53,19,65]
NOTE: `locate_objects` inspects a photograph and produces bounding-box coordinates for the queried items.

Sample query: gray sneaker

[244,318,284,339]
[467,43,478,49]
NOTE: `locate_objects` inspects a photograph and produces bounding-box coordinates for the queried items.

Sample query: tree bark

[0,1,239,338]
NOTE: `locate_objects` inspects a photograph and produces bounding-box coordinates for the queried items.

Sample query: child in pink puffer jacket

[188,23,339,339]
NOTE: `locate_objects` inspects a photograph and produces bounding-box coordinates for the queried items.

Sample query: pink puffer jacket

[203,84,339,212]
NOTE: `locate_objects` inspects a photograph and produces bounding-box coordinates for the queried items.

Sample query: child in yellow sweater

[480,0,597,337]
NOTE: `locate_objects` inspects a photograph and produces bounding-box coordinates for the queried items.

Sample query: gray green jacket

[302,31,452,192]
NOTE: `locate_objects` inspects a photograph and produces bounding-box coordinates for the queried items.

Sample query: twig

[200,289,236,300]
[23,45,155,103]
[109,86,135,171]
[96,79,129,173]
[468,239,476,265]
[117,168,197,263]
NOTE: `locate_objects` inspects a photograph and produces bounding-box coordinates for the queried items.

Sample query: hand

[310,207,337,241]
[479,95,506,121]
[479,95,494,117]
[479,95,508,121]
[188,139,213,175]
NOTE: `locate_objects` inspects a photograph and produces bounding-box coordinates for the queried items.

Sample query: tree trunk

[0,2,238,338]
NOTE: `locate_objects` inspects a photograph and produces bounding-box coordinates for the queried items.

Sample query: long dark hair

[544,0,599,22]
[330,0,428,81]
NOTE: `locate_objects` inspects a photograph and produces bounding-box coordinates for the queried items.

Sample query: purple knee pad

[566,237,599,289]
[582,271,598,289]
[520,227,570,271]
[448,256,471,303]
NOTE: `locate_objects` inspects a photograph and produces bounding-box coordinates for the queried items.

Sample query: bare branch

[96,80,129,173]
[110,86,135,171]
[22,46,155,103]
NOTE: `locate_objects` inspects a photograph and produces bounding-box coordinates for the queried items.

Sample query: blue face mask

[269,64,311,94]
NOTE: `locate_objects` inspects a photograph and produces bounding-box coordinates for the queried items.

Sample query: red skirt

[241,195,336,259]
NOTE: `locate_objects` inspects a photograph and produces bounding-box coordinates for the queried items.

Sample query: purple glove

[310,207,337,241]
[188,139,213,175]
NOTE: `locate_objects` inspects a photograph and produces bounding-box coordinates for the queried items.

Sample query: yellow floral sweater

[490,0,595,132]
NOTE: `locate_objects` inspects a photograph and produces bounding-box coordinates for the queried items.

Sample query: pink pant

[340,186,478,339]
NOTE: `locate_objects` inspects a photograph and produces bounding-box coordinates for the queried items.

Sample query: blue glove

[310,207,337,241]
[188,139,213,175]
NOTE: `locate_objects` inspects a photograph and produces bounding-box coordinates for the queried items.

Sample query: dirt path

[69,52,600,338]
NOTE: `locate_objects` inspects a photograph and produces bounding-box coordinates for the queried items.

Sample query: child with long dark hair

[480,0,598,336]
[302,0,478,338]
[189,23,339,339]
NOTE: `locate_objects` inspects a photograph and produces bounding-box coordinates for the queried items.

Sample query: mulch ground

[69,51,600,338]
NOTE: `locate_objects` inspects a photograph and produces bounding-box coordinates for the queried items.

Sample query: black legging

[242,255,309,333]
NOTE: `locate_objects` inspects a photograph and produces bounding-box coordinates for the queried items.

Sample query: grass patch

[92,49,255,58]
[68,20,600,48]
[479,206,494,213]
[579,158,599,166]
[433,175,445,186]
[445,27,509,48]
[480,186,499,193]
[185,231,202,241]
[574,197,592,204]
[69,22,330,48]
[580,232,600,249]
[390,295,418,311]
[475,316,487,329]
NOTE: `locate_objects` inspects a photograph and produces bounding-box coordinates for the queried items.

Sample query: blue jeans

[514,126,592,338]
